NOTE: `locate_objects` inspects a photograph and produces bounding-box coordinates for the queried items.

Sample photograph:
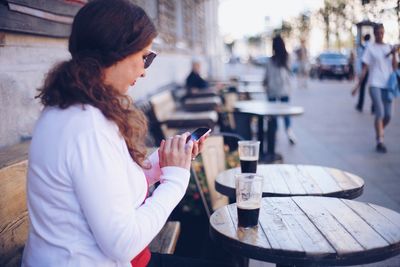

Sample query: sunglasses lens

[144,52,157,69]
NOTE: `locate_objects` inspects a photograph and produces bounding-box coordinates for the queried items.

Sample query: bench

[150,90,218,138]
[0,142,180,266]
[182,96,222,112]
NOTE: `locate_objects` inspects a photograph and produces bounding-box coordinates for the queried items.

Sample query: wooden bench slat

[0,143,29,267]
[149,221,180,254]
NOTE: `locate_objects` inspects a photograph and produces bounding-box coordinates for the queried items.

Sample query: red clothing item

[131,247,151,267]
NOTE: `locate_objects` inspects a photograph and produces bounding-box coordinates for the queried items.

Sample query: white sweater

[22,105,190,267]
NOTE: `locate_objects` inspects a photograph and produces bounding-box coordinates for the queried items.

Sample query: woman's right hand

[158,133,193,170]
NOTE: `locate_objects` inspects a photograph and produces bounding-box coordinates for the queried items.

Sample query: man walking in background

[352,24,398,153]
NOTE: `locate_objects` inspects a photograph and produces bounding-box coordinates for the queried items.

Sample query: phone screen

[186,127,211,143]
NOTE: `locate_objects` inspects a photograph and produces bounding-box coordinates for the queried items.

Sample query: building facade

[0,0,223,148]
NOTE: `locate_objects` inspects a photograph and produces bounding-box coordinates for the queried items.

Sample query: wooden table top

[234,100,304,116]
[216,164,364,199]
[210,196,400,266]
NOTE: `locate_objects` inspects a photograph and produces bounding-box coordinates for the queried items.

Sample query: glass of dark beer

[235,173,263,228]
[238,141,260,173]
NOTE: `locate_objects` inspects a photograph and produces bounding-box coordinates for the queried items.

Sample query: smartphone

[186,127,211,143]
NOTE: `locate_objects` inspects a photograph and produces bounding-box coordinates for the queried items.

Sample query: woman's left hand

[191,133,209,160]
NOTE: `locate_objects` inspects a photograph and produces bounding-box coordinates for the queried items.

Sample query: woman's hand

[191,133,209,160]
[158,133,193,170]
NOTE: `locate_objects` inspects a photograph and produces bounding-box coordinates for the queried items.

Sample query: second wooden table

[215,164,364,200]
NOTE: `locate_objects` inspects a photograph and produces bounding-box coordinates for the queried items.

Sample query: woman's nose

[140,71,146,78]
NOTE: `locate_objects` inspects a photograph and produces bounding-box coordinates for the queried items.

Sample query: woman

[263,35,296,144]
[22,1,208,266]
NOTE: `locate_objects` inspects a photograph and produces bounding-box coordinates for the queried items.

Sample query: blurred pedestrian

[185,60,209,96]
[352,24,398,153]
[21,1,231,267]
[355,33,371,112]
[295,38,309,89]
[348,50,355,81]
[263,35,296,144]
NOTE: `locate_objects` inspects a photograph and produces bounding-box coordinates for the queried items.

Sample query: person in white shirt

[21,1,229,267]
[352,24,398,153]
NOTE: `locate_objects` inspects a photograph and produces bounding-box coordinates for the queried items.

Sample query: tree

[331,0,347,50]
[297,12,311,38]
[318,0,333,49]
[273,20,293,39]
[362,0,399,39]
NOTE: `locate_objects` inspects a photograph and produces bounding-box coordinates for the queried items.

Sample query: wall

[0,32,207,149]
[0,0,221,149]
[0,32,69,148]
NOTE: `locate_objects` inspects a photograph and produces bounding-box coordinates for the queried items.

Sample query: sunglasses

[143,50,157,69]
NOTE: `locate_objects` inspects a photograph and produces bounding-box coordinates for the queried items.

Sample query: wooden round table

[234,101,304,163]
[215,164,364,200]
[210,196,400,267]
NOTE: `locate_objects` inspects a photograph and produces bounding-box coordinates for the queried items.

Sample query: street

[224,63,400,267]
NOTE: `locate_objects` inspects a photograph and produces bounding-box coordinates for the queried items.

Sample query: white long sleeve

[22,105,189,267]
[143,150,162,186]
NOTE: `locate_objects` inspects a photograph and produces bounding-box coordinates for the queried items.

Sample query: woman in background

[263,35,296,144]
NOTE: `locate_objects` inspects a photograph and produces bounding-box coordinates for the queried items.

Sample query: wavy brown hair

[36,0,157,167]
[272,35,289,70]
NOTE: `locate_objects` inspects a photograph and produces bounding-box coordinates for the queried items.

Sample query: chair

[191,134,242,218]
[150,91,218,139]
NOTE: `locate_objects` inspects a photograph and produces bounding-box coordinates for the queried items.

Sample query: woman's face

[103,43,154,94]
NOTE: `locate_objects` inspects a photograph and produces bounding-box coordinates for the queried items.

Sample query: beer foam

[240,156,258,161]
[237,199,261,209]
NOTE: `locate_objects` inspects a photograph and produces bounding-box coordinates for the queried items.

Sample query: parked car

[316,52,351,80]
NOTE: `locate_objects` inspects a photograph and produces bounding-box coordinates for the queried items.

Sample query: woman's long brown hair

[36,0,157,167]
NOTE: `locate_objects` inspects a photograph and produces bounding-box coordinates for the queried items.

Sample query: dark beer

[237,206,260,228]
[240,159,257,173]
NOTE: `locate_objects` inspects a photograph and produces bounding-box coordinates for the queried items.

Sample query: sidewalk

[249,77,400,267]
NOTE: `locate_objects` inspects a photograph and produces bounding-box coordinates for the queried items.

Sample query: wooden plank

[369,203,400,229]
[318,198,388,250]
[226,204,271,249]
[150,91,176,122]
[325,168,364,190]
[201,136,229,211]
[267,197,335,254]
[8,0,83,17]
[257,165,274,195]
[0,161,28,230]
[299,165,342,194]
[217,167,239,189]
[345,172,364,188]
[0,141,30,169]
[277,165,307,195]
[258,198,304,252]
[343,200,400,244]
[266,166,291,195]
[291,165,321,195]
[210,206,238,240]
[0,153,29,267]
[0,212,28,267]
[0,5,72,38]
[292,196,364,254]
[149,221,180,254]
